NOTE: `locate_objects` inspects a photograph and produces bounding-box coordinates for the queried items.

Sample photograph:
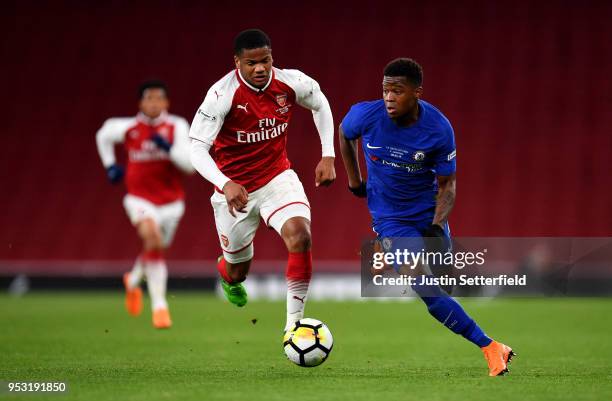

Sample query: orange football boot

[152,308,172,329]
[123,273,143,316]
[482,340,515,376]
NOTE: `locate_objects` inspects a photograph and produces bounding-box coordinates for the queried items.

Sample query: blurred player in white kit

[96,80,194,329]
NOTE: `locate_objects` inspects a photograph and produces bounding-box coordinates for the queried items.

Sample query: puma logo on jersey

[292,295,305,304]
[237,103,248,113]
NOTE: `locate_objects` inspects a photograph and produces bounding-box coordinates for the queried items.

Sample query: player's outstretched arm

[338,125,366,197]
[432,173,456,227]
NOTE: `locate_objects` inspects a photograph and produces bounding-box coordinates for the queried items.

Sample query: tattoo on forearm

[434,188,455,224]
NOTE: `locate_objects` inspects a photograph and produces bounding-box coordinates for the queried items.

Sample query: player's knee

[283,226,312,253]
[144,231,164,251]
[139,219,164,251]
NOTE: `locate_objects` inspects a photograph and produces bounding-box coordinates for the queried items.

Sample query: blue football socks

[412,276,492,347]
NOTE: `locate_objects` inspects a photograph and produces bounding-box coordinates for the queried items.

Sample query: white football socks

[145,261,168,311]
[285,279,309,331]
[126,257,144,289]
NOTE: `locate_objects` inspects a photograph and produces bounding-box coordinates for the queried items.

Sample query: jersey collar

[137,111,168,126]
[237,68,274,93]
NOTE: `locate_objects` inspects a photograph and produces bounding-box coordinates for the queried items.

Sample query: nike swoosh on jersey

[366,143,383,149]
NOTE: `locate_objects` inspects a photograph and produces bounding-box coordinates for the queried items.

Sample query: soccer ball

[283,318,333,367]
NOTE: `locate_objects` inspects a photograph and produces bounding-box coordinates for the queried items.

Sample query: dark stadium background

[1,1,611,279]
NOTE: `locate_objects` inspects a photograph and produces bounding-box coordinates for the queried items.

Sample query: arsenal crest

[220,234,229,248]
[276,93,288,107]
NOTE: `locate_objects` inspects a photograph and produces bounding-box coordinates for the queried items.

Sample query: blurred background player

[189,29,336,331]
[95,80,194,329]
[338,58,515,376]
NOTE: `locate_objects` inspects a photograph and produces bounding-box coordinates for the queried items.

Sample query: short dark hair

[138,80,168,99]
[234,29,271,55]
[383,58,423,87]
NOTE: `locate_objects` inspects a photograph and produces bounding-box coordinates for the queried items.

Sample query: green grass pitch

[1,293,611,401]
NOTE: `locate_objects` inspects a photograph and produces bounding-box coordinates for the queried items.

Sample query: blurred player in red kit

[189,29,336,331]
[96,81,194,329]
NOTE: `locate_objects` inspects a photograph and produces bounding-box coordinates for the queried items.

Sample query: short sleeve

[340,104,364,140]
[432,124,456,176]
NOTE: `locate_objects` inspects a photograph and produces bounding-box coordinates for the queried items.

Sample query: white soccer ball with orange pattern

[283,318,333,367]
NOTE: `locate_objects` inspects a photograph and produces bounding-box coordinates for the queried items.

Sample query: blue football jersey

[341,99,456,227]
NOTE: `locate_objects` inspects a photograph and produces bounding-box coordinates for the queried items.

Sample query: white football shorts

[211,169,311,264]
[123,194,185,247]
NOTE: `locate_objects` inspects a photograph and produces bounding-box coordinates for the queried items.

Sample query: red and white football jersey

[96,111,192,205]
[189,67,333,192]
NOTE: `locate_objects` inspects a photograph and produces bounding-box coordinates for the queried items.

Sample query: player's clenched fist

[315,157,336,187]
[222,181,249,217]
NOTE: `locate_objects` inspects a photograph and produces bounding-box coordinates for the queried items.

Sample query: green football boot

[221,280,248,307]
